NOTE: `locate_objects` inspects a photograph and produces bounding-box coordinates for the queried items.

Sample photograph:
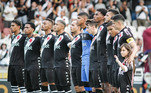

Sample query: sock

[19,86,26,93]
[41,85,48,91]
[11,86,19,92]
[49,85,57,92]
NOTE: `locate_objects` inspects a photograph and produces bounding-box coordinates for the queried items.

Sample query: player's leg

[46,68,57,93]
[40,68,49,92]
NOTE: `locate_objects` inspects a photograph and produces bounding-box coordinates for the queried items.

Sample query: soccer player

[53,20,72,93]
[111,14,137,63]
[70,21,85,93]
[86,20,103,92]
[111,14,137,89]
[93,8,109,92]
[40,18,57,92]
[106,21,120,92]
[24,22,41,92]
[8,20,26,93]
[104,9,119,92]
[77,12,93,92]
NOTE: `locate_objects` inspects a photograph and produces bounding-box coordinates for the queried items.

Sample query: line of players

[7,8,138,93]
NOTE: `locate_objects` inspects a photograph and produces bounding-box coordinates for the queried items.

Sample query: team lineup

[8,8,138,93]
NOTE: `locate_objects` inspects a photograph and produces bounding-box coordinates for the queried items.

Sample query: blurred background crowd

[0,0,150,70]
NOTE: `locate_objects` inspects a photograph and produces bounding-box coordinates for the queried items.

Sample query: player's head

[11,20,22,33]
[106,21,119,37]
[1,43,7,50]
[111,14,125,30]
[42,18,54,31]
[120,43,132,58]
[86,19,97,35]
[105,9,119,23]
[70,20,80,33]
[24,22,35,35]
[77,12,89,26]
[93,8,107,22]
[54,20,66,32]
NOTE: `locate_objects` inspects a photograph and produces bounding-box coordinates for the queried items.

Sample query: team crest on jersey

[17,35,20,39]
[118,32,123,40]
[54,35,64,50]
[71,35,80,48]
[99,26,103,31]
[113,35,118,44]
[10,34,22,55]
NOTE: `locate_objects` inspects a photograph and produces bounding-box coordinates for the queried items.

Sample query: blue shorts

[81,65,89,82]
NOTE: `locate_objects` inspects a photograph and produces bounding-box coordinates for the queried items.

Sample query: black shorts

[113,68,119,88]
[71,67,83,86]
[107,65,113,85]
[89,70,101,88]
[119,74,132,93]
[7,65,24,87]
[40,68,55,84]
[54,67,71,86]
[24,69,40,92]
[100,62,108,83]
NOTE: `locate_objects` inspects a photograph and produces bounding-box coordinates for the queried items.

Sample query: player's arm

[114,55,128,72]
[126,37,138,63]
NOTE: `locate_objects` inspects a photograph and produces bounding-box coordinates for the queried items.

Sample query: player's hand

[114,55,119,63]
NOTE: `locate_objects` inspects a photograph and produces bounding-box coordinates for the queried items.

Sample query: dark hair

[106,21,113,27]
[45,18,54,25]
[108,9,119,15]
[57,20,66,27]
[25,22,35,30]
[78,12,89,18]
[120,43,132,57]
[97,8,107,16]
[1,43,7,49]
[11,20,22,28]
[111,14,125,22]
[86,19,98,28]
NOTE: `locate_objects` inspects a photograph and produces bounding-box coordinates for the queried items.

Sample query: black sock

[49,85,57,91]
[41,86,48,91]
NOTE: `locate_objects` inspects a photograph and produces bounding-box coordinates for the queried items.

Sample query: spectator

[55,10,69,25]
[56,2,68,17]
[107,0,119,11]
[3,1,17,28]
[35,4,47,20]
[34,14,43,35]
[135,0,148,26]
[0,43,9,66]
[95,0,106,10]
[70,0,79,20]
[78,1,88,14]
[27,1,37,22]
[86,0,95,15]
[16,0,28,24]
[43,1,56,20]
[119,0,131,25]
